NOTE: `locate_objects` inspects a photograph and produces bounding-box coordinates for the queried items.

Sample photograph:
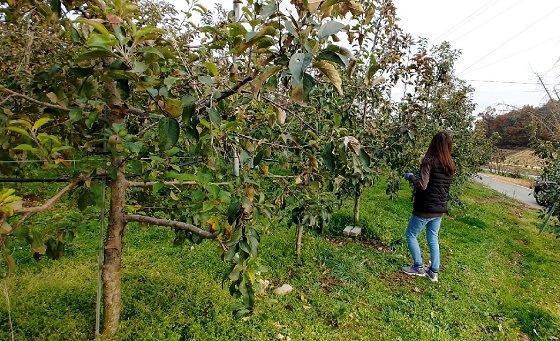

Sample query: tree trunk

[353,183,361,226]
[101,169,127,338]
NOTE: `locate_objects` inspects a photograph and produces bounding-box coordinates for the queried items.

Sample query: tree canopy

[0,0,492,338]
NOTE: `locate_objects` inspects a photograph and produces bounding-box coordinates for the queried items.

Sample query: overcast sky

[167,0,560,113]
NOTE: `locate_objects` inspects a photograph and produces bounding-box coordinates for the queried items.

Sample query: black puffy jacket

[413,159,453,214]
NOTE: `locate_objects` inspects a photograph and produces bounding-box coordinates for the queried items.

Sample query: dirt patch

[499,148,543,168]
[319,274,341,294]
[325,236,393,252]
[489,148,543,176]
[381,271,426,294]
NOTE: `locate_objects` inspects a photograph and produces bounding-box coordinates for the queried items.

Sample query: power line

[434,0,500,43]
[462,35,560,74]
[459,6,560,75]
[451,0,525,43]
[465,79,556,86]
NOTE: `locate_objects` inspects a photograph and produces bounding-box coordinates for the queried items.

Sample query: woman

[402,132,455,282]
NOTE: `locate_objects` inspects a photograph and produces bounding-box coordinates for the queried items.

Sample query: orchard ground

[1,178,559,340]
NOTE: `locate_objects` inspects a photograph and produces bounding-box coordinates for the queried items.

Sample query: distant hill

[478,100,560,148]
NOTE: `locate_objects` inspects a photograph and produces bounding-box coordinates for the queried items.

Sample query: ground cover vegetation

[1,180,560,340]
[1,0,495,338]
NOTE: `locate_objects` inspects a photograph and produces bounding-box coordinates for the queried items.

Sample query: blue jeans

[405,214,442,272]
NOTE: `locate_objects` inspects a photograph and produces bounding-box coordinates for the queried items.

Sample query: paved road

[473,173,540,209]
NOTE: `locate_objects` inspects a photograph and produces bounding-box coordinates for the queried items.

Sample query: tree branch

[125,214,216,239]
[232,132,309,150]
[15,177,85,214]
[260,93,321,136]
[0,86,71,112]
[197,75,254,115]
[0,86,148,116]
[126,180,229,188]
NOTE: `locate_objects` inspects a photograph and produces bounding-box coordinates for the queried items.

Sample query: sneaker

[402,265,426,277]
[426,269,439,282]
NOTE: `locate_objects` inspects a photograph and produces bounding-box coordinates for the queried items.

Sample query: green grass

[1,181,559,340]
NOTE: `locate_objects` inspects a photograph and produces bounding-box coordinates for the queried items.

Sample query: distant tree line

[478,100,560,148]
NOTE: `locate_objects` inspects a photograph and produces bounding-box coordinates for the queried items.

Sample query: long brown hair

[423,132,456,176]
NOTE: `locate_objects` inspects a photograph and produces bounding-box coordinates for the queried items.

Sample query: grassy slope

[1,181,559,340]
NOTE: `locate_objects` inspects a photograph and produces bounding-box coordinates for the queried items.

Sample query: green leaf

[107,166,118,181]
[205,62,218,77]
[13,144,38,152]
[365,57,380,85]
[69,108,82,121]
[4,126,30,137]
[359,149,371,167]
[322,142,335,171]
[131,61,147,73]
[153,182,164,194]
[228,22,247,38]
[253,151,264,166]
[317,50,348,67]
[116,79,130,100]
[227,226,243,246]
[75,18,111,37]
[133,26,166,43]
[158,117,179,151]
[227,202,241,225]
[85,111,99,129]
[50,0,61,17]
[207,108,222,127]
[236,26,278,56]
[317,21,345,39]
[289,53,312,84]
[87,33,117,48]
[284,19,298,38]
[202,200,215,212]
[138,46,165,58]
[334,113,342,127]
[76,49,116,63]
[11,225,29,239]
[164,76,179,89]
[182,95,196,121]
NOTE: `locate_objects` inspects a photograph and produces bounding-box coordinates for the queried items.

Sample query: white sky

[167,0,560,114]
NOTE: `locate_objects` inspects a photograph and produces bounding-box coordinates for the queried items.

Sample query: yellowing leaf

[291,83,305,105]
[207,217,219,233]
[7,201,22,212]
[46,92,58,104]
[0,221,11,234]
[345,0,364,15]
[32,244,47,255]
[246,184,255,202]
[252,65,283,96]
[164,98,183,118]
[276,107,286,124]
[106,14,123,24]
[313,60,343,95]
[170,190,179,201]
